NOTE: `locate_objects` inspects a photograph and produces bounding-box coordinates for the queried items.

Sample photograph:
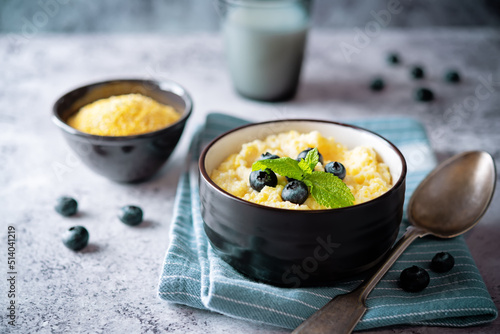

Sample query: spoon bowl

[408,151,496,238]
[293,151,497,334]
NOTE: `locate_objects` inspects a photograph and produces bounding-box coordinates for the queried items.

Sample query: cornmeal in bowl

[67,93,180,136]
[210,130,392,210]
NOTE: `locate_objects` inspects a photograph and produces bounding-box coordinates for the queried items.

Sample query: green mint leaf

[305,171,355,209]
[298,148,319,176]
[298,159,312,175]
[305,148,319,171]
[252,157,304,180]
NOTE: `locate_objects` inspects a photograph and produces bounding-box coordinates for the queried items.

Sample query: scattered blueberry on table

[377,53,464,101]
[297,148,324,165]
[414,87,434,102]
[55,196,78,217]
[118,205,144,226]
[249,170,278,192]
[370,77,385,91]
[410,66,425,79]
[400,265,430,292]
[281,180,309,205]
[62,226,89,251]
[386,53,400,65]
[445,70,461,83]
[325,162,346,180]
[431,252,455,273]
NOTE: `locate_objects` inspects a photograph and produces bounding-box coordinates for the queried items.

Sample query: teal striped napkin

[158,113,497,331]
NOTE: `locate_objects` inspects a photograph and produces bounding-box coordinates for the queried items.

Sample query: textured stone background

[1,0,500,34]
[0,1,500,334]
[1,29,500,333]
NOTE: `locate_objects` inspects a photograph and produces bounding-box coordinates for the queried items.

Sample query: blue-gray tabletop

[0,29,499,333]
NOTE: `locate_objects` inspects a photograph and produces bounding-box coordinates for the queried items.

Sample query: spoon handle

[292,226,426,334]
[358,226,426,300]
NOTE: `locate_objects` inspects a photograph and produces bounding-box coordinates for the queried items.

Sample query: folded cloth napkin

[158,113,498,331]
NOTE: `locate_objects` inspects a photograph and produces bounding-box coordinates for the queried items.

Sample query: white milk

[223,3,309,101]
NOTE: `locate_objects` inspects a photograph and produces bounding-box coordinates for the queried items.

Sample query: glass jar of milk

[219,0,312,101]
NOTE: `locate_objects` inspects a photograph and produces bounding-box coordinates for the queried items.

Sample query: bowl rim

[199,119,407,213]
[51,78,193,142]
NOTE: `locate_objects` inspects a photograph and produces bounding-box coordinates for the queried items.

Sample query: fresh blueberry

[259,152,280,160]
[281,180,309,205]
[370,78,385,91]
[410,66,424,79]
[387,53,400,65]
[399,266,430,292]
[297,148,324,165]
[62,226,89,251]
[430,252,455,273]
[445,70,461,83]
[414,87,434,102]
[118,205,144,226]
[55,196,78,217]
[325,161,346,180]
[249,169,278,192]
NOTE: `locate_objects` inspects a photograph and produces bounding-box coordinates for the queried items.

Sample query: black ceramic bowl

[199,120,407,287]
[53,79,193,182]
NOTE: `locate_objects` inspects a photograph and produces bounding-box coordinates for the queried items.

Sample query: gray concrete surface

[0,0,499,34]
[0,28,499,333]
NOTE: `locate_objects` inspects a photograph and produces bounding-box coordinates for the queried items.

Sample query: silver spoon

[293,151,497,334]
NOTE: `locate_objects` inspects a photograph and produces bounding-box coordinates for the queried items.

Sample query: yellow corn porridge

[67,94,180,136]
[210,130,392,210]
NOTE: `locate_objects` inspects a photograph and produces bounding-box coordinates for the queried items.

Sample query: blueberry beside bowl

[199,120,407,287]
[52,79,193,182]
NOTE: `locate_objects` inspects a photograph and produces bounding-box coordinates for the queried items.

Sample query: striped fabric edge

[157,171,205,310]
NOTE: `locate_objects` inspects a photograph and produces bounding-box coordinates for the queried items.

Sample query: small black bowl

[52,79,193,182]
[199,120,407,287]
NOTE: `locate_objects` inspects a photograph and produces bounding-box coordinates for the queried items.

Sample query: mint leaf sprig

[252,148,354,209]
